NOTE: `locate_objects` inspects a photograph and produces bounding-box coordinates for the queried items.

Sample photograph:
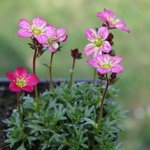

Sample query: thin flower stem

[99,78,103,98]
[17,92,22,125]
[97,74,109,131]
[49,52,54,94]
[17,92,21,113]
[100,74,110,118]
[93,69,97,86]
[32,41,39,111]
[68,57,76,88]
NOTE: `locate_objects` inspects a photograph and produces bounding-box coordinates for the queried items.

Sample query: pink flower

[84,27,111,57]
[6,67,39,92]
[43,25,68,53]
[17,17,52,44]
[87,54,123,74]
[97,8,130,32]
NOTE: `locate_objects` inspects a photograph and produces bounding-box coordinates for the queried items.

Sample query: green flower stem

[93,69,96,86]
[32,45,39,111]
[17,92,21,113]
[17,92,22,125]
[68,57,76,88]
[100,73,110,118]
[97,74,109,131]
[99,78,103,98]
[49,52,54,95]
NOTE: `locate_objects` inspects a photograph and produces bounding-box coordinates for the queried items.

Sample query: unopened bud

[102,23,107,27]
[109,50,116,56]
[71,49,82,59]
[107,32,114,42]
[109,73,118,84]
[110,73,117,79]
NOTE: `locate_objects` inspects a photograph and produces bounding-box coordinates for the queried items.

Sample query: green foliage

[4,82,126,150]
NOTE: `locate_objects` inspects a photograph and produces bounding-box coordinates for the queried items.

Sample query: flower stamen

[94,38,103,47]
[32,28,41,35]
[16,77,27,88]
[102,64,112,69]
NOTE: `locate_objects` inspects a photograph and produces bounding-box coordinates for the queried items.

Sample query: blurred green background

[0,0,150,149]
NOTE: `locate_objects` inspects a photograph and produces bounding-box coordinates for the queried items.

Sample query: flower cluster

[18,17,67,53]
[84,8,130,81]
[97,8,130,32]
[6,17,68,116]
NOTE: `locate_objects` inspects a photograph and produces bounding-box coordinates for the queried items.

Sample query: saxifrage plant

[4,8,130,150]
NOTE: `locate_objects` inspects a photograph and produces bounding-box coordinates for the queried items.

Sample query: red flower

[6,67,39,92]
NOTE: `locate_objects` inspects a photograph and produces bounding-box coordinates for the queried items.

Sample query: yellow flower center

[32,28,41,35]
[110,18,117,25]
[94,38,103,47]
[47,37,56,45]
[16,77,27,88]
[102,64,112,69]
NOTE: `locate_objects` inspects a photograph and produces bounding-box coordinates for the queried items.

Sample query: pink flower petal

[93,49,102,57]
[97,54,110,64]
[83,43,95,56]
[112,64,123,73]
[48,46,57,53]
[97,12,107,22]
[85,28,97,42]
[111,56,123,64]
[58,35,68,42]
[87,59,100,68]
[108,22,116,28]
[6,72,16,82]
[26,74,39,86]
[22,86,34,92]
[97,68,111,74]
[98,27,109,40]
[14,67,27,78]
[116,18,130,32]
[105,8,115,19]
[47,24,54,28]
[17,29,32,38]
[57,28,67,42]
[32,17,46,28]
[97,8,116,23]
[57,28,67,38]
[35,35,48,44]
[9,83,21,92]
[115,19,130,32]
[101,41,111,53]
[18,18,31,29]
[43,26,56,37]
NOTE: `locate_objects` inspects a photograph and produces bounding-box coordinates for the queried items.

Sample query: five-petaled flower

[97,8,130,32]
[6,67,39,92]
[87,54,123,74]
[84,27,111,57]
[43,24,68,53]
[17,17,52,44]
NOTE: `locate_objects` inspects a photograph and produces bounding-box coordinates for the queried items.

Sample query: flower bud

[71,49,82,59]
[109,50,116,56]
[102,23,107,27]
[110,73,117,79]
[107,32,114,42]
[109,73,118,84]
